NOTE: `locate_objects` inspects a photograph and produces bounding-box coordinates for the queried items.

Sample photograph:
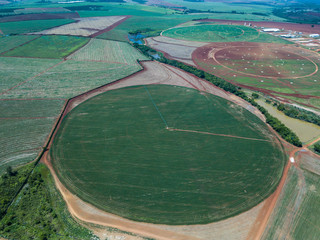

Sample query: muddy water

[257,99,320,143]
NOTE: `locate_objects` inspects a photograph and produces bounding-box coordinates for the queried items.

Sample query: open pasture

[192,42,320,107]
[163,24,259,42]
[3,35,89,59]
[69,38,148,64]
[34,16,126,37]
[51,84,285,225]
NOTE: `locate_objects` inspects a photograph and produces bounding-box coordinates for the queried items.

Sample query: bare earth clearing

[32,16,127,37]
[145,36,206,66]
[42,61,276,240]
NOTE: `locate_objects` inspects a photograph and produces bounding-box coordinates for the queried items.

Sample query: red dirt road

[249,136,320,240]
[89,16,131,38]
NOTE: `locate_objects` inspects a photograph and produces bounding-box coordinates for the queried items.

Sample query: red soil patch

[0,12,79,23]
[194,42,317,79]
[197,19,320,34]
[89,15,131,38]
[192,42,320,105]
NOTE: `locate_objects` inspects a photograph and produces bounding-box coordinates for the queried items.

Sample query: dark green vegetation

[0,163,33,218]
[0,35,38,54]
[0,164,95,240]
[163,24,259,42]
[314,143,320,154]
[0,19,74,35]
[134,43,302,147]
[276,103,320,126]
[273,2,320,24]
[51,85,286,224]
[3,35,89,59]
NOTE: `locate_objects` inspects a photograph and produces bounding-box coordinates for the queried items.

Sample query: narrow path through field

[144,85,169,128]
[168,128,271,142]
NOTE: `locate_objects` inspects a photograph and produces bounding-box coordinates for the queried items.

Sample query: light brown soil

[145,36,206,66]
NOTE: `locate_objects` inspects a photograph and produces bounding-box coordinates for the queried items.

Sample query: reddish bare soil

[0,12,80,23]
[197,19,320,34]
[193,42,318,79]
[248,136,320,240]
[192,42,320,106]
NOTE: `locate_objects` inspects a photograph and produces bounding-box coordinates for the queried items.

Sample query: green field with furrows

[263,153,320,240]
[0,57,61,94]
[3,35,89,59]
[0,35,38,54]
[163,24,259,42]
[69,38,149,63]
[51,85,286,224]
[1,61,141,99]
[0,19,74,35]
[0,99,64,173]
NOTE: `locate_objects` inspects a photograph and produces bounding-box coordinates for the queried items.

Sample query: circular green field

[163,24,259,42]
[51,85,286,225]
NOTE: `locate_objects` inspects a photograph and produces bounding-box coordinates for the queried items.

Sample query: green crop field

[0,57,60,94]
[0,19,74,35]
[163,24,259,42]
[0,35,38,54]
[51,85,286,225]
[97,15,197,42]
[0,99,64,173]
[70,38,149,64]
[3,35,89,59]
[1,60,141,99]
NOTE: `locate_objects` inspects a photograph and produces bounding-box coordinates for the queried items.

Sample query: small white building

[262,28,280,32]
[309,34,320,38]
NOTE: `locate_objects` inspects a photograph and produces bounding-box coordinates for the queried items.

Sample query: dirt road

[249,136,320,240]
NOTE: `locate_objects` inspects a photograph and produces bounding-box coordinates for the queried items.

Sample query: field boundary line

[168,128,271,142]
[144,85,169,128]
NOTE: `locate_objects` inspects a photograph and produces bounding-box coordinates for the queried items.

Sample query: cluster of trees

[314,143,320,154]
[275,103,320,126]
[133,43,303,147]
[0,166,95,240]
[0,165,32,219]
